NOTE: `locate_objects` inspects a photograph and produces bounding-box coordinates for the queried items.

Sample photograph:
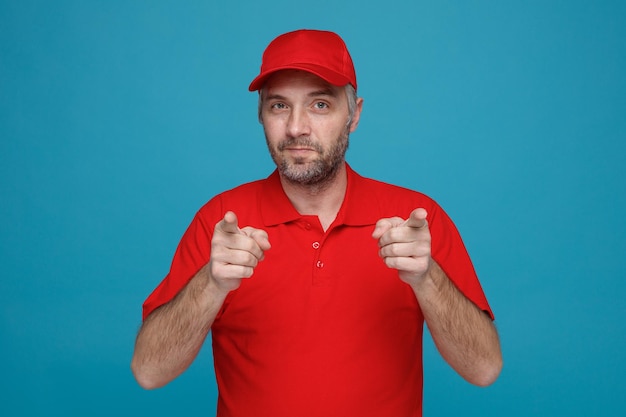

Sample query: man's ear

[349,97,364,133]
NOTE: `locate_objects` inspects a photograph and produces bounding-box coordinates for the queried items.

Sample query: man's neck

[279,163,348,232]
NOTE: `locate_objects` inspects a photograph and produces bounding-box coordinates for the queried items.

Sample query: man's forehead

[262,70,343,94]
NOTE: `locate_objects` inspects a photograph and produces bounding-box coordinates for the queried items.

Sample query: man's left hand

[372,208,432,287]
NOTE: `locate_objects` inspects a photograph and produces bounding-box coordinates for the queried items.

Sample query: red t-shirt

[143,165,493,417]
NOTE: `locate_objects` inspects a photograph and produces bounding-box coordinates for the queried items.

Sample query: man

[131,29,502,417]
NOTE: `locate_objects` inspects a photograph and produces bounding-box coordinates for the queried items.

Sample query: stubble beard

[266,129,350,189]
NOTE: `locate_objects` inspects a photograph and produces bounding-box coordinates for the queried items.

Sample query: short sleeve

[428,203,494,320]
[141,199,222,320]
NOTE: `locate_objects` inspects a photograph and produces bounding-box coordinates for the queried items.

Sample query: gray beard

[267,130,350,189]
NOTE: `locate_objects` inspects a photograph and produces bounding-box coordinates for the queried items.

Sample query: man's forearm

[131,265,227,389]
[413,262,502,386]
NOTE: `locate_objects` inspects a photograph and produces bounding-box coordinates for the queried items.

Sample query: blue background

[2,1,625,415]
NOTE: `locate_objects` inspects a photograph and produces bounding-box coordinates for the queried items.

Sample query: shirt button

[316,260,324,268]
[304,223,312,230]
[312,242,320,249]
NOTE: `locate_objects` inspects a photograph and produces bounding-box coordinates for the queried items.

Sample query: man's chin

[279,161,344,187]
[280,166,323,184]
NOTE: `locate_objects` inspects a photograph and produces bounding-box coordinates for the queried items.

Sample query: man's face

[260,70,361,186]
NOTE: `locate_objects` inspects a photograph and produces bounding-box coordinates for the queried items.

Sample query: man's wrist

[410,260,442,295]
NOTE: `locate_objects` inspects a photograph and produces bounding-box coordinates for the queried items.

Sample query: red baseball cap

[248,29,357,92]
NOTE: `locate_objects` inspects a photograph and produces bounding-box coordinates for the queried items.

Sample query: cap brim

[248,63,352,91]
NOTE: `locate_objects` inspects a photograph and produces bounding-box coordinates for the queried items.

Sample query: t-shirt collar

[260,163,380,227]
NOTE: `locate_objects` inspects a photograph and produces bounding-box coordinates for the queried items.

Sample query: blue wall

[1,1,625,415]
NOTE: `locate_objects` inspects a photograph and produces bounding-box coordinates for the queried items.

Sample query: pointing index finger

[218,211,242,234]
[404,208,428,229]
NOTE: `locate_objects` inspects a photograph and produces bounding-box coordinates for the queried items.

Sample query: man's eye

[271,103,287,109]
[314,102,329,109]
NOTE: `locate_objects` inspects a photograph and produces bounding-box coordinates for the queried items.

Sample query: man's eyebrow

[265,88,338,102]
[308,88,338,98]
[265,93,286,101]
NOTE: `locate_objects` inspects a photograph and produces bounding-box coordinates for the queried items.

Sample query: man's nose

[286,108,311,138]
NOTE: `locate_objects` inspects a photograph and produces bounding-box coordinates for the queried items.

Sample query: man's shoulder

[194,174,277,221]
[219,176,270,198]
[353,170,437,206]
[345,167,444,223]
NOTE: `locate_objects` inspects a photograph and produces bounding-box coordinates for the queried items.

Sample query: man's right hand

[208,211,271,293]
